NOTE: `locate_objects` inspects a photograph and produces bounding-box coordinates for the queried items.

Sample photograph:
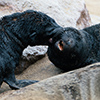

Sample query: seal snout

[57,38,75,51]
[58,40,64,51]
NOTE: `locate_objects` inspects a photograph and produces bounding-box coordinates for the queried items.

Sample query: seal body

[48,24,100,71]
[0,10,61,89]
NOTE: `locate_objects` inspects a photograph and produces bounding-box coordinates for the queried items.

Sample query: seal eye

[67,39,73,46]
[58,40,64,51]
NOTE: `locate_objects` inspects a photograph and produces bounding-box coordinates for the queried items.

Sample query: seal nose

[56,38,75,51]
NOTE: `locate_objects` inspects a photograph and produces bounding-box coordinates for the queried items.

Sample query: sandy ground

[0,56,63,93]
[85,0,100,23]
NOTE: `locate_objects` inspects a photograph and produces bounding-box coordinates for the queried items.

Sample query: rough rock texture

[0,63,100,100]
[0,0,91,28]
[0,0,91,74]
[15,46,48,74]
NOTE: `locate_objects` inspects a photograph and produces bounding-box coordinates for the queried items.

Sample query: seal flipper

[3,72,20,89]
[4,72,38,89]
[16,79,38,89]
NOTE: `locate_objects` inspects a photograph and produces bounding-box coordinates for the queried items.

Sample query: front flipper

[15,79,38,89]
[3,72,38,89]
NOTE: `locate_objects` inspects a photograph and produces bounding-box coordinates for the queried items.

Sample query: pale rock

[85,0,100,24]
[0,0,91,28]
[22,46,48,58]
[15,46,48,74]
[0,63,100,100]
[90,14,100,24]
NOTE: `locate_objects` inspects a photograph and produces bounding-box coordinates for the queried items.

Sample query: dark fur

[0,10,62,89]
[48,24,100,71]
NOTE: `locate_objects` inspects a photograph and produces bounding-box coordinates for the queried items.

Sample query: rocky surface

[15,46,48,74]
[0,0,91,74]
[0,0,91,28]
[1,63,100,100]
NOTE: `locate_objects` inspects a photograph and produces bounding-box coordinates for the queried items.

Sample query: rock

[90,15,100,25]
[0,0,91,28]
[85,0,100,17]
[0,63,100,100]
[0,0,91,74]
[15,46,48,74]
[22,46,48,58]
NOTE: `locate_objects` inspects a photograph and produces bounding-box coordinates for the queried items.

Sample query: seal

[47,24,100,71]
[0,10,62,89]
